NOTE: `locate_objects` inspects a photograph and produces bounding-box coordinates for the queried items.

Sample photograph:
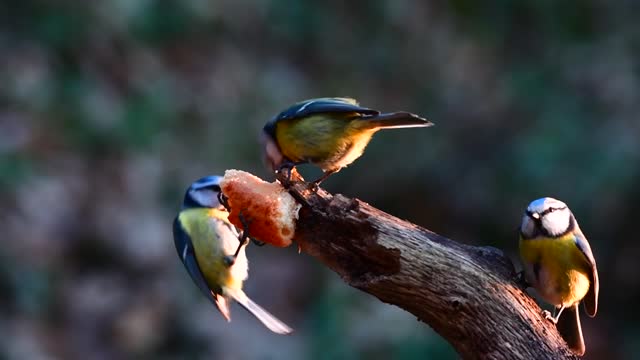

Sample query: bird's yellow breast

[519,233,592,307]
[275,115,376,171]
[178,208,246,290]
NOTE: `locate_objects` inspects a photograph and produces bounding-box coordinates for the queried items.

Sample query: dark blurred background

[1,1,638,359]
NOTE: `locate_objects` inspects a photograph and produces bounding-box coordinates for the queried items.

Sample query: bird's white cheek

[542,212,570,236]
[521,216,536,237]
[191,189,220,208]
[262,134,283,170]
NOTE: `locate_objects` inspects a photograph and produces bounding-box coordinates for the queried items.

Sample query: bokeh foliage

[1,1,638,359]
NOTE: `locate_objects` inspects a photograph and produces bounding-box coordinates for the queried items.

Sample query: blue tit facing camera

[261,97,433,186]
[173,175,292,334]
[519,197,598,355]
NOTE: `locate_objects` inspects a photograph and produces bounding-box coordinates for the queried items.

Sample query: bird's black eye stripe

[541,206,567,216]
[190,182,221,192]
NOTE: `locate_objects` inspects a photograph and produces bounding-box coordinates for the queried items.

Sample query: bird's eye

[549,208,555,213]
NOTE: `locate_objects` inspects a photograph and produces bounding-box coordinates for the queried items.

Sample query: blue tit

[261,97,433,186]
[519,197,598,355]
[173,175,292,334]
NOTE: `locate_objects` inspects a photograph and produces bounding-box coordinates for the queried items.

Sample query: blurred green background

[1,1,638,359]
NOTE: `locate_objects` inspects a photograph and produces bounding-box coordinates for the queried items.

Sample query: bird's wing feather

[574,229,598,317]
[274,98,379,122]
[173,217,217,306]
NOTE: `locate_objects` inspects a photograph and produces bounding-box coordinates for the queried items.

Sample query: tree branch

[283,177,579,360]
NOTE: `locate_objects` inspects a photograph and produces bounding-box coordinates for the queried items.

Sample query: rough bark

[282,173,580,360]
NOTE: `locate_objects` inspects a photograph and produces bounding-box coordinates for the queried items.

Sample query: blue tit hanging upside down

[173,175,292,334]
[261,97,433,187]
[519,197,598,355]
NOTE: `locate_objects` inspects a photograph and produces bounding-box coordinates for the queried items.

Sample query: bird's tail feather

[214,293,232,322]
[226,287,293,335]
[360,112,433,129]
[556,305,585,356]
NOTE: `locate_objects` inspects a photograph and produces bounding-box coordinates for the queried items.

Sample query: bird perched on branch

[519,197,598,355]
[173,175,292,334]
[261,97,433,186]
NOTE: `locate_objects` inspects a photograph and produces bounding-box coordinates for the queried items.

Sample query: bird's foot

[306,181,320,192]
[251,239,266,246]
[237,210,253,246]
[276,163,296,188]
[218,191,231,212]
[234,211,261,256]
[223,255,236,267]
[542,310,559,324]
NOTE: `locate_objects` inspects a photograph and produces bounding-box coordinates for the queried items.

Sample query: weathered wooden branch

[283,174,579,360]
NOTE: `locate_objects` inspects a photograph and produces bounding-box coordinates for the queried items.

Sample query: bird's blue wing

[273,98,379,122]
[173,217,216,305]
[574,228,598,317]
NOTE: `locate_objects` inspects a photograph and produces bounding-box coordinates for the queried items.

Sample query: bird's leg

[217,191,231,212]
[234,211,252,257]
[276,161,297,188]
[542,305,565,324]
[309,169,337,191]
[238,211,264,246]
[233,210,260,258]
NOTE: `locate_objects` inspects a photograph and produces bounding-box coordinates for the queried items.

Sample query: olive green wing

[173,216,217,306]
[274,98,378,121]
